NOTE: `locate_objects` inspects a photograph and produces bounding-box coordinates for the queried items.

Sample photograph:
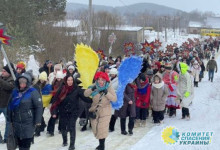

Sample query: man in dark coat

[0,63,15,143]
[39,60,54,76]
[7,70,43,150]
[206,56,218,82]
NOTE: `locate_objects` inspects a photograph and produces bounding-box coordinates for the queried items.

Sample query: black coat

[7,88,43,139]
[39,63,54,76]
[53,84,91,131]
[118,84,136,118]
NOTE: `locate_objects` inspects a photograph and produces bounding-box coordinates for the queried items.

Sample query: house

[188,21,203,34]
[205,17,220,29]
[53,19,83,31]
[98,26,144,44]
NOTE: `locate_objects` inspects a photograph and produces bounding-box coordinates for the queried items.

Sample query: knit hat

[139,73,146,81]
[68,65,75,71]
[146,69,153,75]
[109,68,118,75]
[94,72,110,82]
[39,71,48,81]
[16,61,26,70]
[17,70,34,87]
[66,61,73,66]
[104,65,110,70]
[3,63,15,75]
[165,62,172,70]
[56,71,64,79]
[45,60,53,65]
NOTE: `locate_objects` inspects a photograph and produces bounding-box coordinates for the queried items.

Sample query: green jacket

[207,59,217,71]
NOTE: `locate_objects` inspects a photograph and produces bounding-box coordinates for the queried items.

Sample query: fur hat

[109,68,118,75]
[94,72,110,82]
[56,71,64,79]
[39,71,47,81]
[68,65,75,71]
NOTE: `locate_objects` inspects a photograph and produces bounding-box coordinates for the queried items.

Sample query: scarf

[152,81,164,89]
[90,82,109,97]
[50,84,74,113]
[137,83,149,95]
[9,87,35,110]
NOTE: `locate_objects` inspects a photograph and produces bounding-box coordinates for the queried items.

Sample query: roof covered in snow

[188,21,203,28]
[97,26,143,31]
[205,17,220,29]
[53,19,81,28]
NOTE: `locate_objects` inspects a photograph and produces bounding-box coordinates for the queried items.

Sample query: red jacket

[135,82,151,108]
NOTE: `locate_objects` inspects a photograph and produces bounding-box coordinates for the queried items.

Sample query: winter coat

[118,84,136,118]
[191,63,201,82]
[206,59,217,71]
[0,76,15,108]
[52,83,91,131]
[39,63,54,76]
[150,74,169,111]
[135,81,151,109]
[7,87,43,139]
[84,85,116,139]
[176,72,193,108]
[110,76,118,92]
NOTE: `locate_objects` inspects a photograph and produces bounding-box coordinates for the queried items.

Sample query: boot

[134,119,141,128]
[128,129,133,136]
[141,120,147,127]
[120,118,126,134]
[61,131,68,147]
[19,148,30,150]
[109,115,117,132]
[68,146,75,150]
[81,125,87,132]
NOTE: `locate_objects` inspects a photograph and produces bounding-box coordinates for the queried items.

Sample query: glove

[101,89,108,95]
[35,123,41,127]
[184,91,190,98]
[174,75,178,81]
[91,86,96,91]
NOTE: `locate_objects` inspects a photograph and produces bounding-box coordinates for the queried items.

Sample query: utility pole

[87,0,92,45]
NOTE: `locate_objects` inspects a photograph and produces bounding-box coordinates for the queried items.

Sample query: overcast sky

[68,0,220,14]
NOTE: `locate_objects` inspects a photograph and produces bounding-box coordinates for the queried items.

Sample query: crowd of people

[0,37,219,150]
